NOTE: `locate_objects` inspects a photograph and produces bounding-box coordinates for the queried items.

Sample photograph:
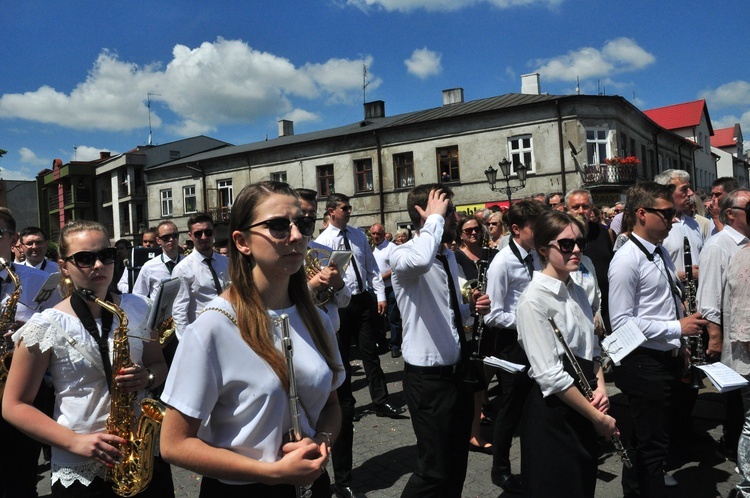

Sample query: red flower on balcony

[605,155,640,166]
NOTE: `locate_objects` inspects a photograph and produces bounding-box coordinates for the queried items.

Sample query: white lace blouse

[12,294,151,488]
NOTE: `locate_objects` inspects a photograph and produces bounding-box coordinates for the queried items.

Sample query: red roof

[711,126,738,148]
[643,99,713,134]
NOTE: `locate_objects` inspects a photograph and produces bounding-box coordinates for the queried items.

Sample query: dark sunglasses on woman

[64,247,119,268]
[549,237,589,254]
[245,216,317,239]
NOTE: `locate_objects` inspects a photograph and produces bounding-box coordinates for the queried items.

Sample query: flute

[547,317,632,469]
[279,314,313,498]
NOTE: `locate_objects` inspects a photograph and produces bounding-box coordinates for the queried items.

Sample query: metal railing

[581,163,638,186]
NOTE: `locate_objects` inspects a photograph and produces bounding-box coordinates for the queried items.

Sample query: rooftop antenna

[576,76,580,95]
[363,63,370,104]
[73,145,78,161]
[147,93,161,145]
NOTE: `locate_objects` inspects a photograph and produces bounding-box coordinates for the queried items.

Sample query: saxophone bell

[305,248,335,307]
[0,257,22,402]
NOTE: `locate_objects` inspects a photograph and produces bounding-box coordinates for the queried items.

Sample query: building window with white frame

[160,189,173,217]
[271,171,287,183]
[354,158,373,193]
[394,152,415,189]
[586,128,609,165]
[508,136,534,173]
[217,179,233,208]
[183,185,197,214]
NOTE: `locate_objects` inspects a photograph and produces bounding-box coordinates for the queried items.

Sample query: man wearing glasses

[130,221,183,299]
[172,213,228,340]
[19,226,58,274]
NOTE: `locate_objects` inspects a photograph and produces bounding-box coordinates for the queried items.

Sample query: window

[437,146,460,182]
[217,179,233,208]
[271,171,287,183]
[317,164,335,197]
[183,185,197,214]
[586,129,609,164]
[621,133,628,156]
[160,189,173,217]
[354,158,373,193]
[508,136,534,173]
[394,152,415,189]
[169,150,180,159]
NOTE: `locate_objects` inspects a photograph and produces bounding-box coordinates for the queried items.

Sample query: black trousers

[491,330,533,477]
[401,363,473,498]
[199,471,331,497]
[615,347,682,498]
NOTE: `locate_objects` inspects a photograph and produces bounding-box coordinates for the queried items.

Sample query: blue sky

[1,0,748,180]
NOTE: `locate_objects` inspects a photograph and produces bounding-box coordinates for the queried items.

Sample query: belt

[633,346,680,359]
[404,362,461,376]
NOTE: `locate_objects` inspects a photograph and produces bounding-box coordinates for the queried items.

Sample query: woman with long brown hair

[159,181,344,497]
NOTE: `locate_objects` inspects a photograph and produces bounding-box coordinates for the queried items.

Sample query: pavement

[37,351,741,497]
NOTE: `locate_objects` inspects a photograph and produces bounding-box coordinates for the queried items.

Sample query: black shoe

[492,473,522,494]
[717,436,738,461]
[391,349,402,358]
[331,483,357,498]
[352,411,361,422]
[375,402,404,418]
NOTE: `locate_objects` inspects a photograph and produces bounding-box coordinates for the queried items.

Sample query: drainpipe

[375,132,385,225]
[555,100,567,195]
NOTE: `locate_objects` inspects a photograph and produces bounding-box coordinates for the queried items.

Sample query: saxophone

[684,237,705,389]
[0,257,22,401]
[305,248,334,307]
[548,317,632,469]
[77,290,166,497]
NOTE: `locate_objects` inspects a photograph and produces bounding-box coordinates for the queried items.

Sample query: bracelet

[315,431,332,447]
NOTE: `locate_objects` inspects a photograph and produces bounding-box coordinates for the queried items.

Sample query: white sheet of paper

[698,363,749,393]
[483,356,526,374]
[601,321,647,364]
[32,272,62,306]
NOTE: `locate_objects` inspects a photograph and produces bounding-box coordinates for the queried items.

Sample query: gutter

[375,132,385,225]
[555,100,567,194]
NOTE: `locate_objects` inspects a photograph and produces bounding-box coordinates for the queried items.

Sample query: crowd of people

[0,170,749,497]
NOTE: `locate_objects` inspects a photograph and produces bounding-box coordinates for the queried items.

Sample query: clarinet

[684,237,706,389]
[547,317,632,469]
[471,232,491,360]
[279,314,313,498]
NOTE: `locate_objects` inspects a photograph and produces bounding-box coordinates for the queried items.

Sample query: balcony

[48,187,92,210]
[209,207,231,224]
[580,163,638,187]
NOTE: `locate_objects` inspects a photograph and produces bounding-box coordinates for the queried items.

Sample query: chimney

[99,151,111,160]
[521,73,541,95]
[278,119,294,137]
[52,158,63,169]
[442,88,464,106]
[364,100,385,120]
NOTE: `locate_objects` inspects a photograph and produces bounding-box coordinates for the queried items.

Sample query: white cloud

[71,145,117,162]
[699,81,750,110]
[282,109,320,124]
[343,0,561,13]
[405,48,443,79]
[18,147,48,167]
[0,168,35,181]
[0,38,377,137]
[532,37,655,83]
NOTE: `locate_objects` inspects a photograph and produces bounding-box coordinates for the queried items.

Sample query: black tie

[165,260,176,275]
[436,253,467,357]
[524,253,535,278]
[204,258,223,295]
[653,246,681,320]
[341,229,364,293]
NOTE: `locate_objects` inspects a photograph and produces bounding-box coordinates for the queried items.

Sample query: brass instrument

[278,313,313,498]
[305,248,335,306]
[548,316,632,469]
[460,279,478,304]
[0,258,21,401]
[157,317,176,347]
[77,290,166,497]
[684,237,705,389]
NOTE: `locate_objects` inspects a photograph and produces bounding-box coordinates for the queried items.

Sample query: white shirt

[608,234,683,351]
[391,214,470,367]
[569,254,602,318]
[130,253,183,298]
[485,239,539,330]
[307,240,352,332]
[22,258,59,274]
[726,247,750,375]
[661,213,704,273]
[696,225,749,326]
[372,239,395,287]
[14,294,150,487]
[609,212,624,235]
[161,298,344,485]
[516,272,598,397]
[315,224,385,301]
[171,250,229,339]
[1,264,61,322]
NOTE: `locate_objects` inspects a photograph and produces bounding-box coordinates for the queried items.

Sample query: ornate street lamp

[485,158,527,202]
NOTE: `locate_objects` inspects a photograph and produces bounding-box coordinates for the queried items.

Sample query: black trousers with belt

[402,363,474,498]
[615,347,682,498]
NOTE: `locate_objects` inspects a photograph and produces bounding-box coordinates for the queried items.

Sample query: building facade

[711,124,748,185]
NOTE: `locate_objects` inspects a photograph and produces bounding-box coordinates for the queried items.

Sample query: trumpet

[305,248,334,306]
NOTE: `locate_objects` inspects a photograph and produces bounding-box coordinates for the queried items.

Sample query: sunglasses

[643,207,677,221]
[64,247,118,268]
[548,237,589,254]
[487,222,500,227]
[462,226,482,234]
[245,216,316,239]
[729,205,750,217]
[158,233,179,241]
[192,229,214,239]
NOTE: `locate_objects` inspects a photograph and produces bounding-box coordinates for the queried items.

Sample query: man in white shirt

[391,184,490,498]
[609,182,707,497]
[130,221,183,299]
[485,199,544,494]
[370,222,402,358]
[172,213,228,340]
[116,228,159,293]
[18,227,58,274]
[707,177,741,238]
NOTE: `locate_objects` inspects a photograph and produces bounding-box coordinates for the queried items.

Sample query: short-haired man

[548,192,565,212]
[708,177,741,236]
[18,226,58,273]
[116,227,160,293]
[131,221,183,299]
[370,222,403,358]
[485,199,545,494]
[391,185,490,497]
[171,213,228,339]
[609,182,707,497]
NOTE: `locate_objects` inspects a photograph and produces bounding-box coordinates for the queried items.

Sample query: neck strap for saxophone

[71,291,114,392]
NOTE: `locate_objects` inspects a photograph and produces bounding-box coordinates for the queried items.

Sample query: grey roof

[149,92,565,170]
